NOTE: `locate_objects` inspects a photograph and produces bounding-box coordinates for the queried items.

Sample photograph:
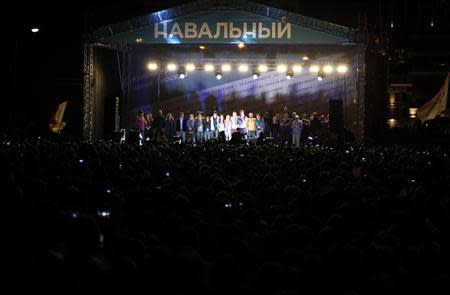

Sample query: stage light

[238,64,249,72]
[167,63,177,71]
[337,65,348,73]
[292,65,303,73]
[252,66,260,79]
[258,64,268,72]
[277,64,287,73]
[253,73,259,79]
[302,56,309,61]
[147,63,158,71]
[185,63,196,71]
[199,45,206,50]
[136,37,143,43]
[317,69,325,81]
[31,27,39,33]
[286,70,293,80]
[409,108,419,119]
[204,64,214,72]
[237,42,245,49]
[216,72,222,80]
[309,65,319,73]
[323,64,334,74]
[221,64,231,72]
[178,66,186,79]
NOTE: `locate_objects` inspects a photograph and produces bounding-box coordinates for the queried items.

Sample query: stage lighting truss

[146,60,349,80]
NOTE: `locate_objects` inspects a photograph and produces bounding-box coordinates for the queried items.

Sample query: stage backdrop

[121,45,359,134]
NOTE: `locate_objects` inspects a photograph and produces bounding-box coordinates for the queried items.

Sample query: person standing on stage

[187,113,196,143]
[211,111,219,140]
[204,115,211,141]
[153,109,165,142]
[224,114,232,141]
[176,112,187,143]
[164,113,176,138]
[247,112,257,139]
[255,113,265,138]
[237,109,247,139]
[136,111,146,139]
[263,112,272,137]
[218,114,226,141]
[231,111,238,134]
[291,115,303,147]
[280,112,292,144]
[144,113,153,140]
[271,114,279,140]
[195,112,204,143]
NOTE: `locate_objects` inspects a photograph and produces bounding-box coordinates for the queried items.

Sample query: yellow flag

[417,73,449,123]
[49,101,68,133]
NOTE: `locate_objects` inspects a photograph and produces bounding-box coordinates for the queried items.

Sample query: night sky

[4,0,449,137]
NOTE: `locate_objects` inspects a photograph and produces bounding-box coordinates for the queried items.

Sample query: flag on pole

[417,73,449,123]
[49,101,68,133]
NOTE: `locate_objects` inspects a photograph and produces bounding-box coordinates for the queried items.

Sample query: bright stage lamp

[258,65,268,72]
[167,63,177,71]
[309,65,319,73]
[31,28,39,33]
[286,70,293,80]
[237,42,245,49]
[337,65,348,73]
[222,64,231,72]
[147,63,158,71]
[277,65,287,73]
[302,56,309,61]
[216,73,222,80]
[238,64,249,72]
[292,65,303,73]
[253,73,259,79]
[204,64,214,72]
[179,73,186,79]
[317,69,325,81]
[323,65,334,74]
[185,63,196,71]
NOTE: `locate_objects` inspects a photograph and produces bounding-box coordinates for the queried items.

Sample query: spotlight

[31,27,39,33]
[337,64,348,73]
[167,63,177,71]
[216,72,222,80]
[178,66,186,79]
[252,66,260,79]
[237,42,245,49]
[309,65,319,73]
[323,64,334,74]
[185,63,196,71]
[286,70,293,80]
[302,56,309,61]
[136,37,143,43]
[258,64,268,72]
[147,63,158,71]
[277,64,287,73]
[238,64,249,72]
[204,64,214,72]
[292,65,303,73]
[199,45,206,50]
[221,64,231,72]
[317,69,325,81]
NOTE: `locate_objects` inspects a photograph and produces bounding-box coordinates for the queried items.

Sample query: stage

[83,0,366,142]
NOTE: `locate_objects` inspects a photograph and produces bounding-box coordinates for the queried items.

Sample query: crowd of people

[3,135,450,294]
[136,107,330,146]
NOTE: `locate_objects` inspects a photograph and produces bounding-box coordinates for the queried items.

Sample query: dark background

[4,0,449,138]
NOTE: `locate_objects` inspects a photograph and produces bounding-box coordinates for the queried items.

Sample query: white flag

[417,73,449,123]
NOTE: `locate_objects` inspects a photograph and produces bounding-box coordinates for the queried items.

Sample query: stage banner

[417,73,449,123]
[101,11,350,45]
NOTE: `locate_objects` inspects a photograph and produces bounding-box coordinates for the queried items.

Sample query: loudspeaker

[329,100,343,133]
